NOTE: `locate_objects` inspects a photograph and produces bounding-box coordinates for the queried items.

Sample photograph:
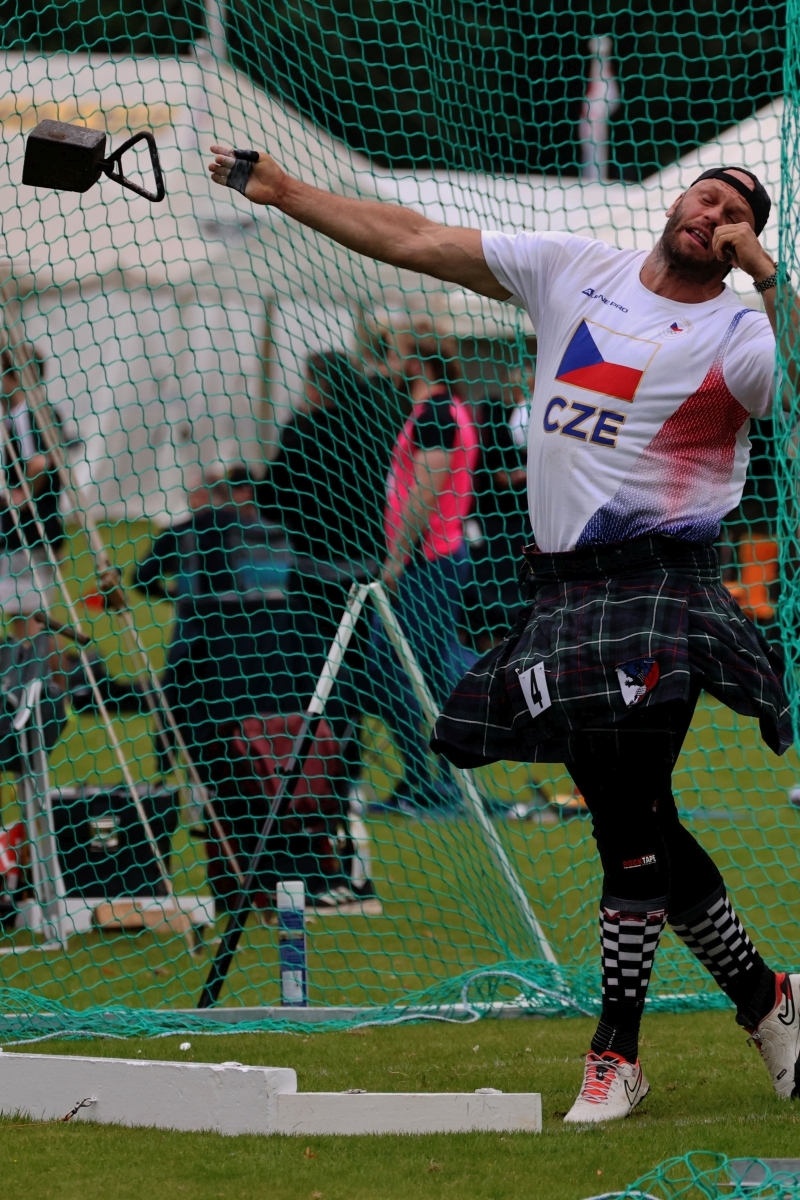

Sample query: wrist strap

[754,270,779,294]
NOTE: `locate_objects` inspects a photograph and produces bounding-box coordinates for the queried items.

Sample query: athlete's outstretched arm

[208,146,510,302]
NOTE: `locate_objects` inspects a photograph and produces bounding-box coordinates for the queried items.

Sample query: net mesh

[0,1,794,1037]
[615,1152,800,1200]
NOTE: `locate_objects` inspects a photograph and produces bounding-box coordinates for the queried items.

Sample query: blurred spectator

[132,464,302,776]
[261,350,403,577]
[466,365,533,650]
[367,333,479,812]
[259,344,409,761]
[0,347,64,641]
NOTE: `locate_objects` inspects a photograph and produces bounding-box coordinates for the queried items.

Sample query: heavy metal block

[22,120,107,193]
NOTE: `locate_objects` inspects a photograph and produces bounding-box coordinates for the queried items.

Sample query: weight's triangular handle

[101,131,166,203]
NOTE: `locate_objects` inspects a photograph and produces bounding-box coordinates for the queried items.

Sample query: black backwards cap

[690,167,771,235]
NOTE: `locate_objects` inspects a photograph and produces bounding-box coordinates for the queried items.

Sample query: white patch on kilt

[616,657,660,707]
[517,662,552,719]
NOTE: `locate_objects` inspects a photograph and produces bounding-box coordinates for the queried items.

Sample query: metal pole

[367,581,559,968]
[0,421,174,897]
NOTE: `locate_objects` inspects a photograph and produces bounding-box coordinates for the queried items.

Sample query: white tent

[0,51,782,519]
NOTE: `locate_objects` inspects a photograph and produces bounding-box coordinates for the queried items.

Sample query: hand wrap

[227,148,259,195]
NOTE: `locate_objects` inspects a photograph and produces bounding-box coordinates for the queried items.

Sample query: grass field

[3,1011,800,1200]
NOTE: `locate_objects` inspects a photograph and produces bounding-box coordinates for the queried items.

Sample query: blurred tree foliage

[228,0,784,179]
[0,0,201,56]
[1,0,785,179]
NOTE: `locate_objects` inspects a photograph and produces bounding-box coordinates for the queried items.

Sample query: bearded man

[208,145,796,1120]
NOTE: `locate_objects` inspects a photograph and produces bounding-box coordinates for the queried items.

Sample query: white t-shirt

[482,231,776,552]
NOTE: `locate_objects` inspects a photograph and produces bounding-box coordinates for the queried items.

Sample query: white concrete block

[0,1053,296,1135]
[0,1053,541,1136]
[276,1090,542,1135]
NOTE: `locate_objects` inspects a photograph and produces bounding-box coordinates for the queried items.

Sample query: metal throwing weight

[22,119,166,203]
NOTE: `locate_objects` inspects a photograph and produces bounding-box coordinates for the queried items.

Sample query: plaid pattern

[431,534,791,766]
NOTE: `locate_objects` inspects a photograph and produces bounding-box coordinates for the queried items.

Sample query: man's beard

[658,206,730,284]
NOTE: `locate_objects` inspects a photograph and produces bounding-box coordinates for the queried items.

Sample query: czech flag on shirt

[556,319,659,402]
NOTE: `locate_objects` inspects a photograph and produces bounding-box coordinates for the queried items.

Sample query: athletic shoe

[335,878,383,916]
[563,1051,649,1124]
[745,972,800,1099]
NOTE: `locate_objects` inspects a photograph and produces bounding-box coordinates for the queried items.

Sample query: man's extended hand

[207,144,508,300]
[712,222,775,285]
[209,145,287,207]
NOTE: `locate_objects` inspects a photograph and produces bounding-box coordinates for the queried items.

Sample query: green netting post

[778,0,800,741]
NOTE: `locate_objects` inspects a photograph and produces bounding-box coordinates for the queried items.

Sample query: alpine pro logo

[556,319,660,403]
[616,657,660,707]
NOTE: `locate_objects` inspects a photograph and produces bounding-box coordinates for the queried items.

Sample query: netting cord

[366,581,560,969]
[351,968,593,1030]
[0,291,245,886]
[0,418,175,900]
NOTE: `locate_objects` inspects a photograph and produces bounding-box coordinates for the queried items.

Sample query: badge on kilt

[516,661,552,719]
[616,657,660,707]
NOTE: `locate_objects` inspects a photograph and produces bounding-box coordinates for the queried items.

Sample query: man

[133,463,297,760]
[260,350,388,586]
[0,347,63,640]
[468,364,532,649]
[369,331,478,811]
[208,145,797,1117]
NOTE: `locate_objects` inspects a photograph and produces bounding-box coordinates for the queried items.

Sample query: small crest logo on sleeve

[616,657,660,707]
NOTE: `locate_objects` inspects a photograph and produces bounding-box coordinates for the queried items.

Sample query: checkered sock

[590,894,668,1063]
[670,884,775,1028]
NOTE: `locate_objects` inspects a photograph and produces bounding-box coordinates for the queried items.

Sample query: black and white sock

[670,884,775,1029]
[591,894,668,1063]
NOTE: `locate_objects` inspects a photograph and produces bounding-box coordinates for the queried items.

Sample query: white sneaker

[747,972,800,1099]
[564,1051,649,1124]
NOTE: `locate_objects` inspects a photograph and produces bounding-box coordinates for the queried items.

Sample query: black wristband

[754,270,778,294]
[227,148,259,196]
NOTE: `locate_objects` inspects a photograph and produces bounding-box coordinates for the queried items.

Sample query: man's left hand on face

[712,222,775,284]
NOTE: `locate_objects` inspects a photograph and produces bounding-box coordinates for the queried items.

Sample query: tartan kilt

[431,534,792,768]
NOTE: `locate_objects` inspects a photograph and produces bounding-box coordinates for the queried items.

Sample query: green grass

[4,1012,800,1200]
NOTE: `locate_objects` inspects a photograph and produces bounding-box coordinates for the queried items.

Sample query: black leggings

[563,688,723,914]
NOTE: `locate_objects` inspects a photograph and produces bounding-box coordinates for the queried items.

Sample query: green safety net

[0,1,795,1040]
[611,1152,800,1200]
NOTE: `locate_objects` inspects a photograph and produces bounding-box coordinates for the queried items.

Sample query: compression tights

[563,689,776,1063]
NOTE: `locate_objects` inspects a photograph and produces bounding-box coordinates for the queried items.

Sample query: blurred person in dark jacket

[466,365,533,650]
[133,464,301,773]
[259,349,407,722]
[260,350,404,586]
